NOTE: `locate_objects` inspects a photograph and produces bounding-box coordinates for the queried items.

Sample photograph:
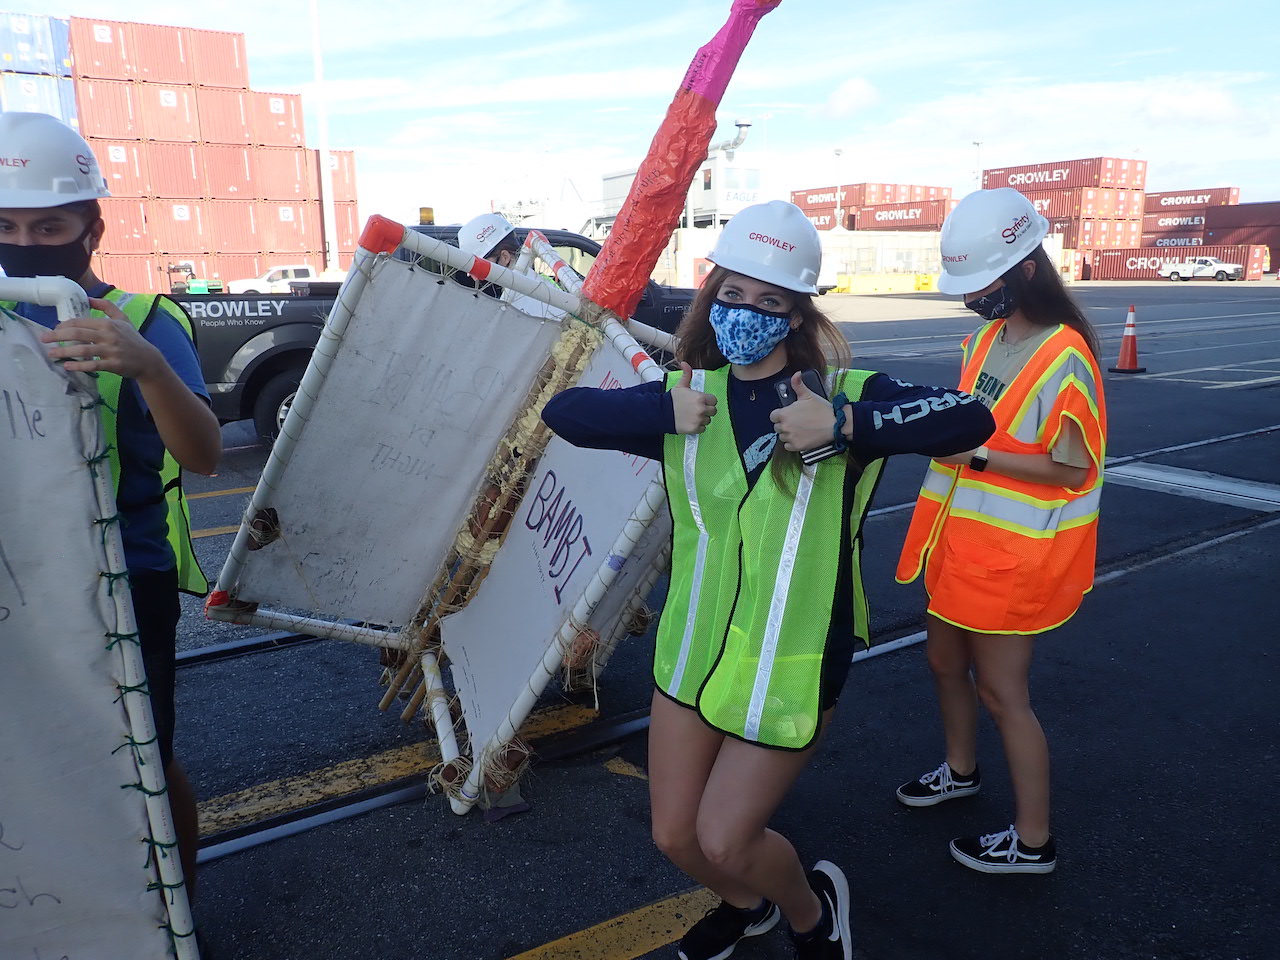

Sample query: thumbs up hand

[672,362,718,435]
[771,371,836,452]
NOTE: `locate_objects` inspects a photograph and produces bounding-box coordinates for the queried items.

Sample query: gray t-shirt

[969,324,1092,469]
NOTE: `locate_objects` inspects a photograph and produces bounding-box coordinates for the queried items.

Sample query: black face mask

[965,284,1019,321]
[0,223,94,280]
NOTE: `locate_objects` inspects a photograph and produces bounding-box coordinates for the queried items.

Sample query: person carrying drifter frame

[542,200,994,960]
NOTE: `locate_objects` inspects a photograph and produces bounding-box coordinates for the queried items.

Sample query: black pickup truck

[174,226,695,441]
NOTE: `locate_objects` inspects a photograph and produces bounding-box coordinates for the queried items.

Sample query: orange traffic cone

[1108,305,1146,374]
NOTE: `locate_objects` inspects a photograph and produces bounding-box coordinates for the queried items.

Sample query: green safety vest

[657,366,883,750]
[2,290,208,595]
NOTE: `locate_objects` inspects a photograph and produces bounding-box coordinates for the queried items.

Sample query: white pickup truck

[1158,256,1243,282]
[225,264,316,295]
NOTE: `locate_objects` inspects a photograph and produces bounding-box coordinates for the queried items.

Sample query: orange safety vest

[896,321,1107,635]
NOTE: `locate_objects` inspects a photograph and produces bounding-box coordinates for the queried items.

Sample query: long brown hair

[1003,246,1101,359]
[675,265,852,488]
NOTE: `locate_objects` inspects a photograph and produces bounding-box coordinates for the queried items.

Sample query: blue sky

[19,0,1280,228]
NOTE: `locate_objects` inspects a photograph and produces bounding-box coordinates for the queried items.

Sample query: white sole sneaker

[676,904,780,960]
[895,780,981,807]
[812,860,853,960]
[949,837,1057,874]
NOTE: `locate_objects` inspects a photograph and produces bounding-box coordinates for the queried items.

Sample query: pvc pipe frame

[0,275,91,323]
[74,352,196,954]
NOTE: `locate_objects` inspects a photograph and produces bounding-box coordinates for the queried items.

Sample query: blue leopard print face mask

[709,299,794,366]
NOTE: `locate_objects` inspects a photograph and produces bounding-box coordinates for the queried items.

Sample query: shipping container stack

[0,11,359,293]
[982,157,1148,280]
[1140,188,1238,249]
[788,183,954,232]
[0,13,75,126]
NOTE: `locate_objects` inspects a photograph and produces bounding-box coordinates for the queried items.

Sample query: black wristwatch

[969,445,990,472]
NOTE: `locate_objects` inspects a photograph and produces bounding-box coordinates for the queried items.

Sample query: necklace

[750,387,756,401]
[999,324,1035,357]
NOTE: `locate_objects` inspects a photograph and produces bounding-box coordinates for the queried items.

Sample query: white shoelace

[979,825,1023,862]
[920,761,959,793]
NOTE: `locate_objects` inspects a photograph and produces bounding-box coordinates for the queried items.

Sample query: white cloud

[824,77,879,118]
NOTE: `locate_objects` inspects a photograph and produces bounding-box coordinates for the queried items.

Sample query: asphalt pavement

[180,280,1279,960]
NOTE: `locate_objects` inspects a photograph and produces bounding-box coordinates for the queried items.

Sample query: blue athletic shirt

[14,282,210,573]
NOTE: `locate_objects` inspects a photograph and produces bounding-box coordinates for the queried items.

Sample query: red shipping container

[148,199,210,253]
[252,91,305,147]
[331,202,360,250]
[205,200,260,254]
[791,186,842,208]
[855,199,956,230]
[1143,211,1209,234]
[74,77,138,138]
[336,249,355,271]
[69,18,134,80]
[1021,187,1148,220]
[314,149,357,203]
[146,141,203,199]
[984,157,1146,191]
[1090,245,1266,281]
[1203,225,1280,270]
[203,143,256,199]
[210,254,262,283]
[189,28,248,89]
[95,254,164,294]
[254,146,312,200]
[136,82,199,142]
[1142,234,1205,248]
[258,201,320,253]
[196,86,252,144]
[131,22,192,85]
[802,206,839,230]
[1144,188,1239,212]
[96,198,151,254]
[1204,201,1280,229]
[89,138,149,198]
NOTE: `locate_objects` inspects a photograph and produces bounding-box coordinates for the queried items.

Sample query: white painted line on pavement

[1206,374,1280,390]
[1106,464,1280,512]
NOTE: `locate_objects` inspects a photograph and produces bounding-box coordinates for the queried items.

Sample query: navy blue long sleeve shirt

[541,367,995,483]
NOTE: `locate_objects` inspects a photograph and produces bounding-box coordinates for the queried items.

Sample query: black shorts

[820,624,855,712]
[132,567,180,769]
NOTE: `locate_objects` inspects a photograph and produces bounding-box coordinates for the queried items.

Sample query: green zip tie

[80,396,116,414]
[112,732,157,767]
[122,780,168,799]
[113,680,150,702]
[105,630,141,651]
[100,569,131,596]
[85,445,113,481]
[94,513,121,546]
[141,835,178,869]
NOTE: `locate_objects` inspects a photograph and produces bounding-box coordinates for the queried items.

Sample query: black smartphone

[775,368,828,405]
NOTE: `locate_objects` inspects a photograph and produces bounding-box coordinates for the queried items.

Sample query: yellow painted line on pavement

[604,757,648,781]
[198,703,598,837]
[192,524,240,539]
[505,887,714,960]
[187,485,256,500]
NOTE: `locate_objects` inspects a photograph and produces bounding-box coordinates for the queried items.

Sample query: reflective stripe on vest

[668,368,712,696]
[896,321,1107,632]
[658,366,882,750]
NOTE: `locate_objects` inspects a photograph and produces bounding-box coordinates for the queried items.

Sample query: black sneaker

[677,898,780,960]
[789,860,852,960]
[950,825,1057,874]
[896,761,981,807]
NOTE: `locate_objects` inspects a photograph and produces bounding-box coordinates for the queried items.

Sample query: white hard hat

[457,212,515,259]
[0,112,110,208]
[708,200,821,294]
[937,187,1049,295]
